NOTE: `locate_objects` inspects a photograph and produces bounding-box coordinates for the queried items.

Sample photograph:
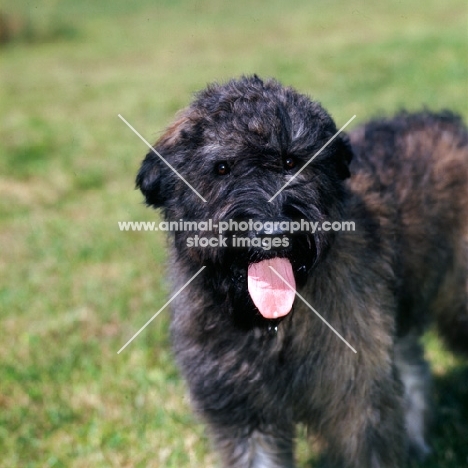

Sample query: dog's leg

[432,238,468,356]
[395,334,432,461]
[319,374,407,468]
[210,425,296,468]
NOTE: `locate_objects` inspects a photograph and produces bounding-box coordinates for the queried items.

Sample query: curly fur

[136,76,468,467]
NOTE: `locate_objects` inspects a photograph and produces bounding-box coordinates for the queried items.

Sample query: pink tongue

[247,257,296,319]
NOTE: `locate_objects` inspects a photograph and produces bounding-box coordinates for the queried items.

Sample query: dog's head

[136,75,353,326]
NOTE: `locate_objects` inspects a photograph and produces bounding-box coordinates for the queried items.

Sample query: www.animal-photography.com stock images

[1,1,467,467]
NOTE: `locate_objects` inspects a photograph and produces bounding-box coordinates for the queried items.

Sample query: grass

[0,0,467,466]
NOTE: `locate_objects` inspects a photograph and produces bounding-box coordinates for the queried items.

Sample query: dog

[136,75,468,467]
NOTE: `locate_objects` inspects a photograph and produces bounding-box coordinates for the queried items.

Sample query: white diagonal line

[117,266,206,354]
[118,114,207,203]
[269,266,357,353]
[268,115,356,202]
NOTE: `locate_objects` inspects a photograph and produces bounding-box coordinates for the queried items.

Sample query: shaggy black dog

[136,76,468,468]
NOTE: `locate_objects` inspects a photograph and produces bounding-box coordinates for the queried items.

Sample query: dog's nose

[254,227,286,237]
[250,224,291,253]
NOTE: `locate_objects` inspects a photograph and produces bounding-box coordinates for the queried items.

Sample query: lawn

[0,0,467,467]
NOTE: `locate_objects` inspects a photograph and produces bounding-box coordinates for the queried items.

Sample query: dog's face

[137,76,353,327]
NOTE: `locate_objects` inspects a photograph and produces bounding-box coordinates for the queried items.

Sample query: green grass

[0,0,467,466]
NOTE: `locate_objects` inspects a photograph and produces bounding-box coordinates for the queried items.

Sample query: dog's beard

[171,195,333,328]
[176,228,321,328]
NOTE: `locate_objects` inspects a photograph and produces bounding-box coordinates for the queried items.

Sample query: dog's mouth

[226,232,317,322]
[247,257,296,319]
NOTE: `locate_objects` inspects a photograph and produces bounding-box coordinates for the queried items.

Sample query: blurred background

[0,1,467,467]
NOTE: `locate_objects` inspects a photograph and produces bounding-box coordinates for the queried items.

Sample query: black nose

[254,227,286,237]
[249,225,291,253]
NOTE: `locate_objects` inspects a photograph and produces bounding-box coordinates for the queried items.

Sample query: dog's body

[136,76,468,467]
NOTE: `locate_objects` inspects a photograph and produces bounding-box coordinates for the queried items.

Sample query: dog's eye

[284,156,296,169]
[215,162,230,176]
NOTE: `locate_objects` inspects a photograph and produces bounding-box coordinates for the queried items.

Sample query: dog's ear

[136,110,194,208]
[334,134,354,179]
[136,150,165,208]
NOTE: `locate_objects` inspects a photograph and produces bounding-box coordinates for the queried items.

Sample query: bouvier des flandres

[136,75,468,467]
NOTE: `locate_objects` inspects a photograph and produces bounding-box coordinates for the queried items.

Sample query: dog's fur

[136,76,468,467]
